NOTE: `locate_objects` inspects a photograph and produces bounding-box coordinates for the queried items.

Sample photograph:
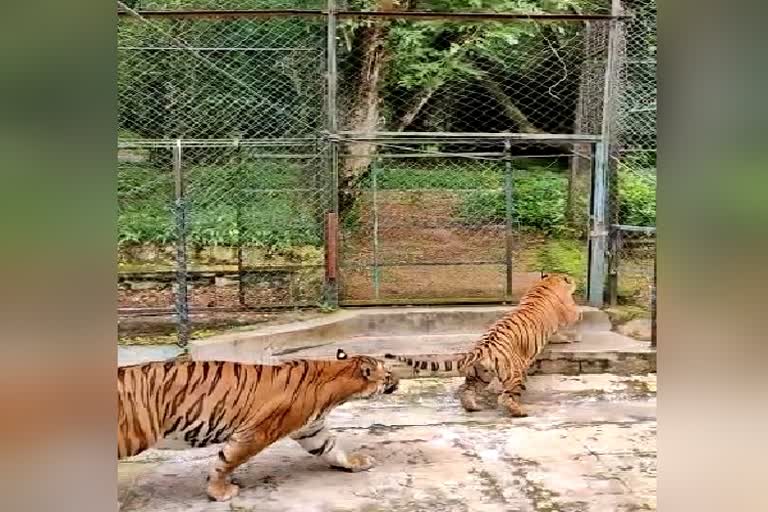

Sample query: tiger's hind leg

[291,420,374,472]
[457,376,486,412]
[206,433,272,502]
[497,373,528,417]
[457,361,495,412]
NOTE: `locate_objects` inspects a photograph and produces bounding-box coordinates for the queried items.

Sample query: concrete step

[189,305,654,377]
[273,331,655,378]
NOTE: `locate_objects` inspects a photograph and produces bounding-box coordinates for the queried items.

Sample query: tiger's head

[540,273,582,325]
[336,348,399,397]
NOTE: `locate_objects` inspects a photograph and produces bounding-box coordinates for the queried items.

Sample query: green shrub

[457,170,568,234]
[618,168,656,226]
[118,162,322,249]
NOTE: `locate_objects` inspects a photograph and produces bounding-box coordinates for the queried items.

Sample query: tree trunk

[480,78,542,134]
[339,1,408,213]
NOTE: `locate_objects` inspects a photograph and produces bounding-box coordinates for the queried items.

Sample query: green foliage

[457,170,568,233]
[618,167,656,226]
[365,162,502,190]
[118,163,322,249]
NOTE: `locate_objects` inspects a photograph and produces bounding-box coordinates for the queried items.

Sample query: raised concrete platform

[119,374,656,511]
[189,306,655,376]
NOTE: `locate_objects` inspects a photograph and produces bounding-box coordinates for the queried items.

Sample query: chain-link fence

[338,140,594,305]
[117,2,654,345]
[607,0,656,327]
[607,225,655,310]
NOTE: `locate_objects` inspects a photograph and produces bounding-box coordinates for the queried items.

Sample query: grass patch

[531,238,587,293]
[604,305,650,325]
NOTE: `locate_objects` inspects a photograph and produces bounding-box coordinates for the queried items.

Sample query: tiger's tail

[383,352,469,373]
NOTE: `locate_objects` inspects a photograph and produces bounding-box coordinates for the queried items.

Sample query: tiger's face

[541,273,582,325]
[336,349,399,397]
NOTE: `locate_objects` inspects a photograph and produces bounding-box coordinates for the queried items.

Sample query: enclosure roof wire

[117,1,317,134]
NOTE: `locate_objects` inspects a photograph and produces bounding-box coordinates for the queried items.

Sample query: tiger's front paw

[349,452,375,471]
[206,481,240,502]
[331,452,375,472]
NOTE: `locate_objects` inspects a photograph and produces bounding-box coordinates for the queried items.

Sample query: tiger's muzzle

[383,372,399,394]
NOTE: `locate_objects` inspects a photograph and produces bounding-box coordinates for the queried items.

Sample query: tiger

[117,349,398,501]
[385,273,581,417]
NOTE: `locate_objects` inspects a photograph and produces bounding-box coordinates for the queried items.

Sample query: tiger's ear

[336,348,348,360]
[541,271,549,279]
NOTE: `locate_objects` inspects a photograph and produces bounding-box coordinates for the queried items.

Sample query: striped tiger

[118,349,398,501]
[385,273,581,417]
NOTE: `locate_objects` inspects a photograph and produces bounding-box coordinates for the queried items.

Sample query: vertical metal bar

[588,141,608,307]
[326,0,338,136]
[236,141,245,307]
[325,213,338,280]
[372,157,380,299]
[173,140,190,346]
[651,255,657,348]
[607,225,621,305]
[236,208,245,308]
[503,139,514,302]
[588,2,622,308]
[326,0,340,306]
[602,1,623,228]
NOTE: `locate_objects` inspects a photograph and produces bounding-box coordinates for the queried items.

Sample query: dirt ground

[118,374,656,512]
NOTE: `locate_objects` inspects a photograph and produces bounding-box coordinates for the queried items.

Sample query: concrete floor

[118,374,656,512]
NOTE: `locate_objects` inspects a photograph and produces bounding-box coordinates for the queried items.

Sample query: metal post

[324,212,338,281]
[236,142,245,307]
[588,141,608,307]
[326,0,338,136]
[588,1,622,308]
[651,256,656,348]
[172,140,190,346]
[371,157,381,300]
[325,0,340,306]
[503,139,514,301]
[236,206,245,308]
[607,225,621,305]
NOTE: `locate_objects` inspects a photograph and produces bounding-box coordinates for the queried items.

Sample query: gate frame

[330,134,607,308]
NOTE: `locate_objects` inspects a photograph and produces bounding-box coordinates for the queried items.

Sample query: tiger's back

[118,353,398,501]
[118,360,273,458]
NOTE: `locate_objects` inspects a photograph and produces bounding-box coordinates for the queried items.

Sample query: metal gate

[336,138,599,306]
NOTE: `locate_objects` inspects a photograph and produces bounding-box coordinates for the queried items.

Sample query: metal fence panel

[181,144,330,312]
[116,4,656,344]
[608,0,656,321]
[118,14,327,140]
[338,141,593,305]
